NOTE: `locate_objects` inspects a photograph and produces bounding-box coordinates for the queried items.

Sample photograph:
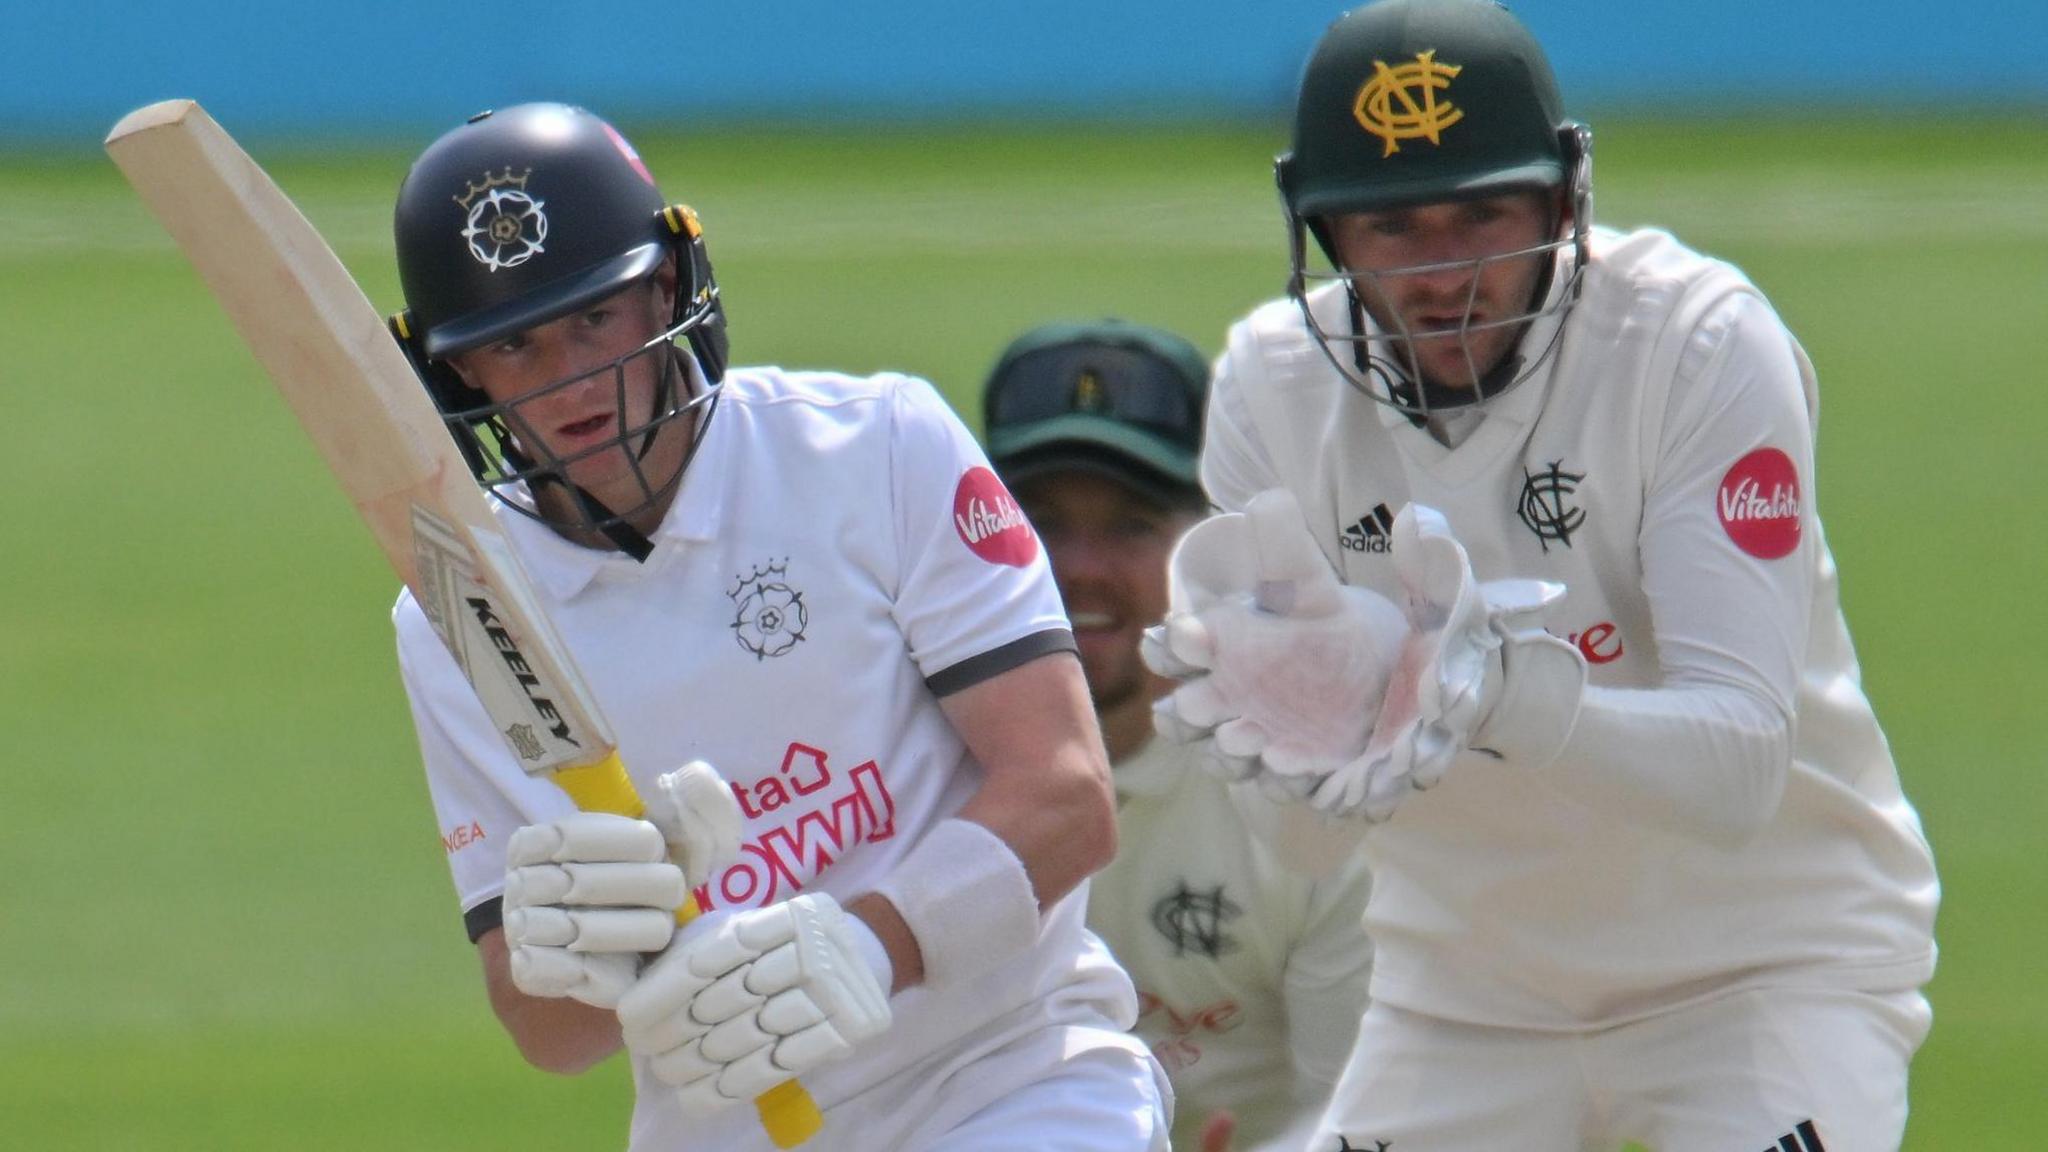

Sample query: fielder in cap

[1147,2,1940,1148]
[985,320,1375,1152]
[387,103,1168,1150]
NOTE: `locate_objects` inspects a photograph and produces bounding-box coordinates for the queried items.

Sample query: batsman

[387,104,1168,1150]
[1146,2,1941,1149]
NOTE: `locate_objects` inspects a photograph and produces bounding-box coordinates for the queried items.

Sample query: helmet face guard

[390,104,731,544]
[1275,0,1593,417]
[418,293,725,540]
[1284,123,1592,417]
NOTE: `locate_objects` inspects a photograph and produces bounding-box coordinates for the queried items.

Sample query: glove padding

[653,759,746,893]
[1309,504,1585,822]
[1142,489,1409,787]
[501,760,744,1009]
[616,892,892,1118]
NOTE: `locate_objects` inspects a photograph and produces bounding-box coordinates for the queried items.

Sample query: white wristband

[869,818,1039,991]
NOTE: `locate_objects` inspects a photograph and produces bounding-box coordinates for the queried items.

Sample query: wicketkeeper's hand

[616,892,893,1119]
[501,760,743,1009]
[1142,489,1410,789]
[1306,504,1586,822]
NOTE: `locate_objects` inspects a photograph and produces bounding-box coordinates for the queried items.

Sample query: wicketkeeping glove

[1309,504,1586,822]
[501,760,743,1009]
[1142,489,1410,789]
[616,892,893,1119]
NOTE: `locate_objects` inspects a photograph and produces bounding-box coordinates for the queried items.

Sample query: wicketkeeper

[1147,2,1941,1149]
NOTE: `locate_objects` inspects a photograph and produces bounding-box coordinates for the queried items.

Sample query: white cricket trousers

[1313,986,1930,1152]
[877,1026,1171,1151]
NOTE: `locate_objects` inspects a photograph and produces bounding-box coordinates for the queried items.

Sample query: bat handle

[552,753,826,1148]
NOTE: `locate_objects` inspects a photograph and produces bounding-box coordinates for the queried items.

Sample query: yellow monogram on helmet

[1352,50,1464,157]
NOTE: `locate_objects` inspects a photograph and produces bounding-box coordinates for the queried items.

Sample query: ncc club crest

[1152,881,1241,959]
[1517,459,1585,552]
[455,167,548,272]
[728,559,808,660]
[1355,50,1464,157]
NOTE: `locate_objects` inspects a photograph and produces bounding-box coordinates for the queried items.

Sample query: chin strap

[579,488,657,562]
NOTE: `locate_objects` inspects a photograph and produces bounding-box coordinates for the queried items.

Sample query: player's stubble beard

[1360,249,1548,395]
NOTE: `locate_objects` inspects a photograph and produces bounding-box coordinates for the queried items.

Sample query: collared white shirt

[397,365,1137,1150]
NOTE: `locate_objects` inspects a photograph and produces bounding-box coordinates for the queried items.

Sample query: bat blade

[106,98,609,776]
[106,99,822,1147]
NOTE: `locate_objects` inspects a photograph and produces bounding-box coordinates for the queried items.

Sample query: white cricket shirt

[1203,226,1939,1031]
[396,367,1138,1149]
[1088,736,1373,1151]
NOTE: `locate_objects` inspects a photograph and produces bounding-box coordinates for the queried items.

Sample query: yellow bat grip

[551,752,825,1147]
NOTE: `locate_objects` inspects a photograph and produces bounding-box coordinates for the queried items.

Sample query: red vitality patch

[953,466,1038,567]
[1717,448,1801,559]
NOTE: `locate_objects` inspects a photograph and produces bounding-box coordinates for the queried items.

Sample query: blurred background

[4,2,2044,1148]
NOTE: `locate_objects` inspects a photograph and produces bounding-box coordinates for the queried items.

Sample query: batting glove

[501,760,744,1010]
[616,892,893,1119]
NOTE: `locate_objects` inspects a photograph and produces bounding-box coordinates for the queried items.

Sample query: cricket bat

[105,98,822,1148]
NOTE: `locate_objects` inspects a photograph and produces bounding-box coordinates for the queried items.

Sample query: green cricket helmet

[1275,0,1592,415]
[388,103,728,556]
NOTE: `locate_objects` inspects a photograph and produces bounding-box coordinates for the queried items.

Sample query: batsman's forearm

[939,653,1118,909]
[958,758,1117,909]
[477,928,624,1074]
[846,893,924,994]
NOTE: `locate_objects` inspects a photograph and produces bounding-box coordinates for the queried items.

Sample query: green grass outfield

[4,115,2043,1148]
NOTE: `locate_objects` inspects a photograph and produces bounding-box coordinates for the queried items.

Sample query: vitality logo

[952,466,1038,567]
[1718,447,1801,560]
[1340,503,1396,553]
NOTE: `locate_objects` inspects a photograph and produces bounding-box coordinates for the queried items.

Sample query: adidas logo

[1762,1120,1827,1152]
[1339,503,1395,553]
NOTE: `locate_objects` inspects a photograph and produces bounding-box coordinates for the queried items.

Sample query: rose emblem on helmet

[460,180,549,272]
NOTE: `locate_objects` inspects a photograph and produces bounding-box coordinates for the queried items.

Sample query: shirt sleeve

[1542,290,1814,846]
[883,375,1074,694]
[1200,328,1287,515]
[394,592,575,935]
[1278,853,1375,1099]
